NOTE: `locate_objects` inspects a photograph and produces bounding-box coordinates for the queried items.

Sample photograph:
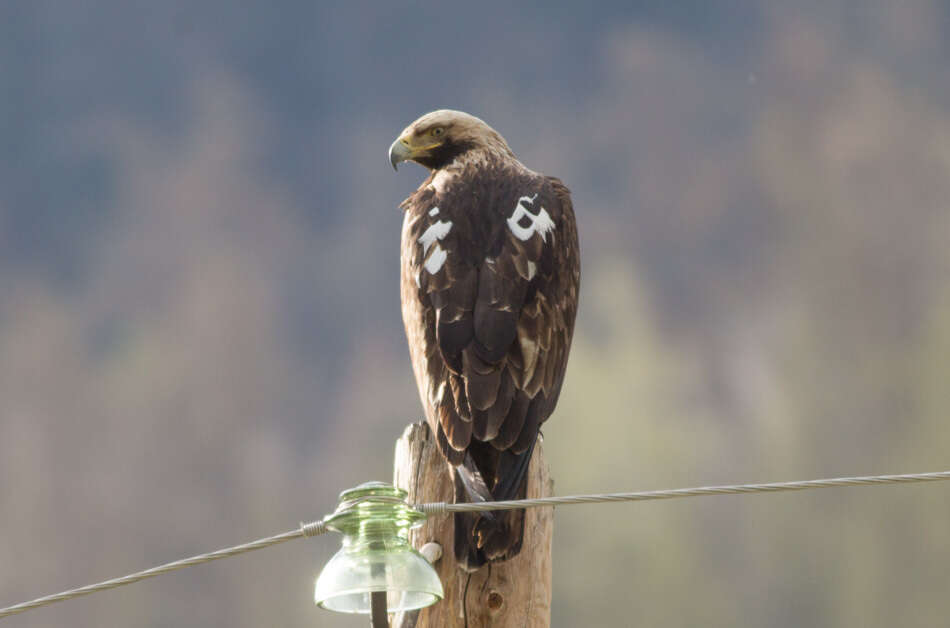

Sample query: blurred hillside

[2,2,950,626]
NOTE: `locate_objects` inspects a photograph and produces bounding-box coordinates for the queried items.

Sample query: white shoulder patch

[419,220,452,254]
[424,246,448,274]
[429,206,440,216]
[507,194,556,242]
[418,219,453,275]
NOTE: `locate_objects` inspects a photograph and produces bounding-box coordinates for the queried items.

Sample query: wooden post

[392,422,554,628]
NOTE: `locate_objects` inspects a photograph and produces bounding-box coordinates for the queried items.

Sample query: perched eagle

[390,110,579,570]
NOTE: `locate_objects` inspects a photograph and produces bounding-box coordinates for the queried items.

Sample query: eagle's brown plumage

[390,110,579,570]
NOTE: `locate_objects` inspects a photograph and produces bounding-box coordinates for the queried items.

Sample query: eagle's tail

[453,440,536,572]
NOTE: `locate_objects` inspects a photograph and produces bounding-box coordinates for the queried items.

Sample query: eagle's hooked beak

[389,137,412,171]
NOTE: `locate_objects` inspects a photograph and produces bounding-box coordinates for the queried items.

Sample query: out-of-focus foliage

[1,2,949,626]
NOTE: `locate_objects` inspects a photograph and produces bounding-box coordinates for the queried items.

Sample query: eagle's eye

[431,127,445,137]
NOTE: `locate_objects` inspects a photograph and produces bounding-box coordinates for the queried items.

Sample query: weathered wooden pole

[392,422,554,628]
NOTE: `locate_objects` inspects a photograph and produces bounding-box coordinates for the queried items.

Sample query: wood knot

[486,590,504,613]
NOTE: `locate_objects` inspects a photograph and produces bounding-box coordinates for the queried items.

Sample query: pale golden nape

[390,109,517,172]
[401,109,496,142]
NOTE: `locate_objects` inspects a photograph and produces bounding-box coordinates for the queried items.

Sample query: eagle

[389,110,579,570]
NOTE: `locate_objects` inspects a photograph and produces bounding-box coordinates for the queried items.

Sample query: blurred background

[2,1,949,626]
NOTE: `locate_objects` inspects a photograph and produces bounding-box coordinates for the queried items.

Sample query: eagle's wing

[401,172,579,465]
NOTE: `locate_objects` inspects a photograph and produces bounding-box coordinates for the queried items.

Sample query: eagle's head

[389,109,515,171]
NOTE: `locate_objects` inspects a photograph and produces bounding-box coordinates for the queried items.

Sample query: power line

[0,521,328,619]
[4,470,950,620]
[416,470,950,514]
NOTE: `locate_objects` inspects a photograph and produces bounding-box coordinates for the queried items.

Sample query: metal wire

[4,469,950,620]
[415,470,950,514]
[0,520,327,619]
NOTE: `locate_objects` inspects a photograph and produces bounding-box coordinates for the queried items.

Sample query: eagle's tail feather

[491,437,536,504]
[453,439,536,572]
